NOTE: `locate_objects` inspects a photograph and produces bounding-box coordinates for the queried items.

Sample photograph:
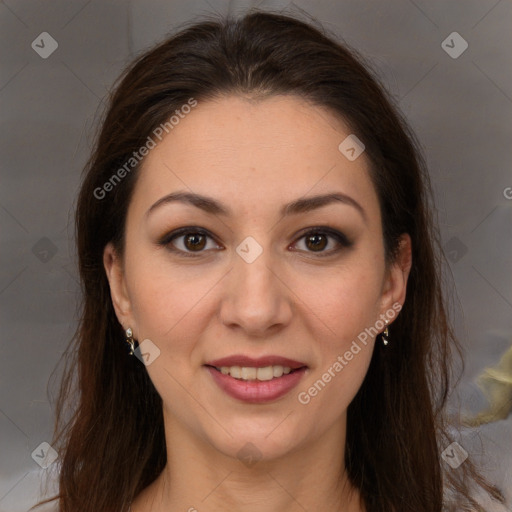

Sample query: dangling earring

[125,327,136,355]
[381,320,390,346]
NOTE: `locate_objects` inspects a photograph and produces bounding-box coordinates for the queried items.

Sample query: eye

[158,225,353,258]
[291,227,353,256]
[158,227,222,257]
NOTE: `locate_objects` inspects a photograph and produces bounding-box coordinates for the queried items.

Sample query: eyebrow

[146,190,367,223]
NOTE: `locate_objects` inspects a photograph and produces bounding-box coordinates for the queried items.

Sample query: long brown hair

[35,10,505,512]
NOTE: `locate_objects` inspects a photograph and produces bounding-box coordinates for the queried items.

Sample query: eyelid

[158,225,352,257]
[290,226,353,256]
[293,225,352,245]
[157,226,222,257]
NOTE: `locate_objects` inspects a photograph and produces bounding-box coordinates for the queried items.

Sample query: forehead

[151,94,356,165]
[130,94,380,225]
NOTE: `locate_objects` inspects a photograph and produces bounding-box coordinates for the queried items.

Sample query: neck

[132,410,363,512]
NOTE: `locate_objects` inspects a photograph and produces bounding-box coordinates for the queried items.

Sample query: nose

[218,242,293,338]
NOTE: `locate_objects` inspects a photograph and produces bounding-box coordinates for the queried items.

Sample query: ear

[103,242,136,332]
[379,233,412,322]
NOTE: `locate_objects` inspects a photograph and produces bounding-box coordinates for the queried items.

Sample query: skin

[104,95,412,512]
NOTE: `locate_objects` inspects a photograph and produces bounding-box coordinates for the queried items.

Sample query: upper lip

[205,355,307,369]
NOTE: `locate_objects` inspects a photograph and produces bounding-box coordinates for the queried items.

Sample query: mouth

[205,364,306,381]
[204,355,308,403]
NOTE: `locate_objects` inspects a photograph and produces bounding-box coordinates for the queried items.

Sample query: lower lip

[205,366,307,403]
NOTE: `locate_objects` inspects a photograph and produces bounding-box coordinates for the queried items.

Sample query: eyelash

[157,226,353,258]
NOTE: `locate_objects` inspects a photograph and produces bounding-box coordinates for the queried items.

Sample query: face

[104,95,411,462]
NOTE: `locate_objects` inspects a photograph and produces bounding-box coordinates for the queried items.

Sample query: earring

[125,327,136,355]
[381,320,389,346]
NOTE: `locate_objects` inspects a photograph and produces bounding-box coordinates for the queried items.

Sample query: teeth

[230,366,241,379]
[241,367,257,380]
[257,366,274,381]
[273,365,284,378]
[217,365,294,381]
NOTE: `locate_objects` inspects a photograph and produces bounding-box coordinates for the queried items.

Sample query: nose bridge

[236,241,276,293]
[219,234,292,334]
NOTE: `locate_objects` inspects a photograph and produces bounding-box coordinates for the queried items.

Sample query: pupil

[186,233,206,251]
[307,234,326,251]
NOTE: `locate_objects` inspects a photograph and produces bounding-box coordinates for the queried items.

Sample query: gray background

[1,1,511,511]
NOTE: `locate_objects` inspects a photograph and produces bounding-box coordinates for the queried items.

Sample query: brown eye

[183,233,207,251]
[158,227,222,257]
[304,233,328,252]
[292,227,353,256]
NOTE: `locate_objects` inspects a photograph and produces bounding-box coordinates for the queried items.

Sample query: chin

[200,418,308,465]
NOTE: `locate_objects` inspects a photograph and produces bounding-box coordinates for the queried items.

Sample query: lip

[205,355,307,370]
[205,366,307,403]
[204,355,308,403]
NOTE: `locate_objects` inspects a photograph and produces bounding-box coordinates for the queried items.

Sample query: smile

[204,355,308,403]
[214,365,294,381]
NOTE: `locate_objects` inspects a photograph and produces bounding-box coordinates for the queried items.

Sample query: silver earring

[382,320,389,346]
[126,327,135,355]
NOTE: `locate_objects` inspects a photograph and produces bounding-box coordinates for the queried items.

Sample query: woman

[35,10,505,512]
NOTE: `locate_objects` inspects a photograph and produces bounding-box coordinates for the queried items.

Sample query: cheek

[123,253,208,346]
[302,260,383,338]
[297,275,378,418]
[297,344,373,437]
[293,261,381,414]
